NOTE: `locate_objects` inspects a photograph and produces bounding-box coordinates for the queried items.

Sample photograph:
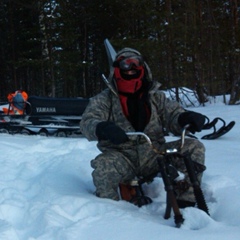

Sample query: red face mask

[114,66,144,94]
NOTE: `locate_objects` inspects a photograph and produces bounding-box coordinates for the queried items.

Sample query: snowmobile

[0,90,89,137]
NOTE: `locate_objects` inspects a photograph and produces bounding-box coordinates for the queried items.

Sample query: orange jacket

[3,90,28,115]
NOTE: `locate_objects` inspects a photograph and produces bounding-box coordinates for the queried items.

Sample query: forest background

[0,0,239,105]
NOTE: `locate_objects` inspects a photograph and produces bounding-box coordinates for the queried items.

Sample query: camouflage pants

[91,138,205,202]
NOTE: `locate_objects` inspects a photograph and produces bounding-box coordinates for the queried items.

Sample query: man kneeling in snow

[80,47,206,208]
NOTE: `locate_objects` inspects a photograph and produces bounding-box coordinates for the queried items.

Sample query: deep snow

[0,97,240,240]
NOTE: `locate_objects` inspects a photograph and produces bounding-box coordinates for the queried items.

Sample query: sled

[125,126,209,228]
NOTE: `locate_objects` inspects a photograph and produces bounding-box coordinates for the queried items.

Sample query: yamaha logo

[36,107,56,113]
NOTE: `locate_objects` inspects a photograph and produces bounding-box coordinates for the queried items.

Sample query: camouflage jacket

[80,81,185,152]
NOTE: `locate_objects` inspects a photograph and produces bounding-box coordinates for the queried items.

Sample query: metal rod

[180,124,190,149]
[126,132,152,146]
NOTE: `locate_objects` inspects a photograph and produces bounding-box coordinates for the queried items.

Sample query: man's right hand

[96,121,129,144]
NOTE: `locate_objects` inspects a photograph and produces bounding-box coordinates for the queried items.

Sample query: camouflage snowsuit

[80,81,205,202]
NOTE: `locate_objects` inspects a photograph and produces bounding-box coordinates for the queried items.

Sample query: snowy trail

[0,102,240,240]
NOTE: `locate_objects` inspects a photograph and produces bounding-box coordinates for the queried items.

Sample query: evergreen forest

[0,0,239,104]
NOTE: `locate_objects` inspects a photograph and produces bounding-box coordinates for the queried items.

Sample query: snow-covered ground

[0,96,239,240]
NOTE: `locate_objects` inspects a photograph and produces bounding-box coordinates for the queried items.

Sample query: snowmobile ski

[201,117,235,140]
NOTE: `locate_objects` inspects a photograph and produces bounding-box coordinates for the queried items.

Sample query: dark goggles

[113,55,144,71]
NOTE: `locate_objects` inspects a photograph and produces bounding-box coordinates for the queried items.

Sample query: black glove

[96,121,129,144]
[178,111,206,134]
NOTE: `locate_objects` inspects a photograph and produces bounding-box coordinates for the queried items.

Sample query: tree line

[0,0,239,105]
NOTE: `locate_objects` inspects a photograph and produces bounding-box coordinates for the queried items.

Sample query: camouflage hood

[107,47,153,95]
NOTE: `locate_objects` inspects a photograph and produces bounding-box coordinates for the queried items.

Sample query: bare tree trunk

[193,2,206,106]
[229,66,240,104]
[166,0,173,88]
[82,16,87,97]
[38,2,55,97]
[39,11,49,96]
[229,0,240,104]
[8,0,17,89]
[50,54,55,97]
